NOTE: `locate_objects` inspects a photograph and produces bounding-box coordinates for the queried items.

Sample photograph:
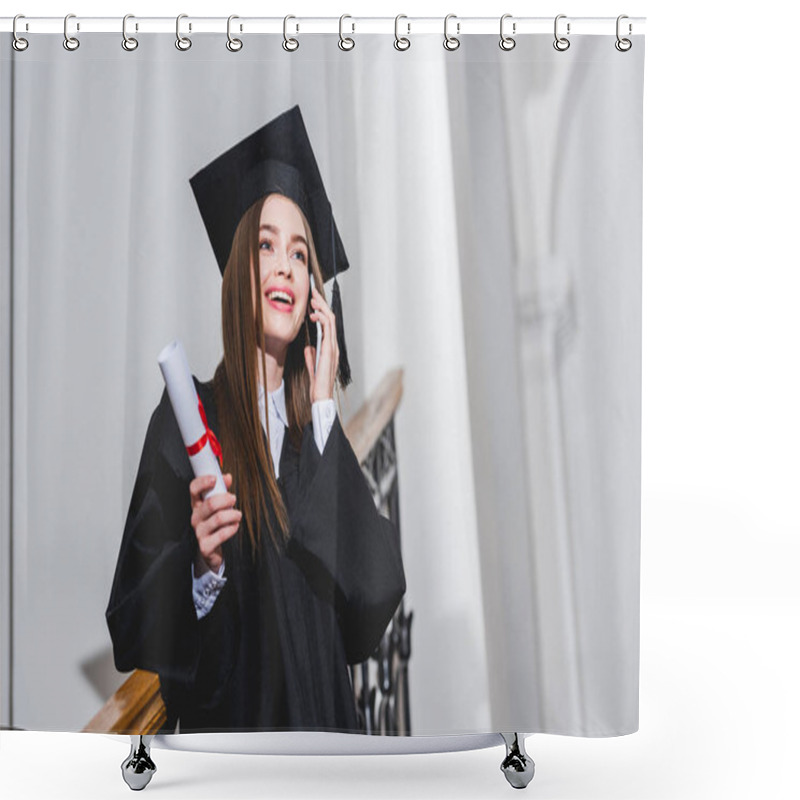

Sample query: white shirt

[192,382,337,619]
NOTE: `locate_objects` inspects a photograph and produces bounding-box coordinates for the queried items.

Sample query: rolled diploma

[157,339,225,498]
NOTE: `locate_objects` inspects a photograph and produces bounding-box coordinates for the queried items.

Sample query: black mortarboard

[189,105,351,387]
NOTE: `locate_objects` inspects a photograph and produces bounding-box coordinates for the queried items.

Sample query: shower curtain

[0,26,644,739]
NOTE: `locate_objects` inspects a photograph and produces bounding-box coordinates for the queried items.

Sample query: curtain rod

[1,16,646,36]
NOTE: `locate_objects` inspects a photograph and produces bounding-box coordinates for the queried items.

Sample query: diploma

[157,339,226,498]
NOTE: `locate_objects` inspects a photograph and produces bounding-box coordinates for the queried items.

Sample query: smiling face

[255,194,311,357]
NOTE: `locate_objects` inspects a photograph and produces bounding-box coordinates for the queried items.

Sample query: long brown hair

[212,194,326,559]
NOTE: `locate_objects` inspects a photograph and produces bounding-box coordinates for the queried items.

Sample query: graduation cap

[189,105,351,388]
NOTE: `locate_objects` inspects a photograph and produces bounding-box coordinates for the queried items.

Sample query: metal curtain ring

[227,15,243,51]
[12,14,29,51]
[394,14,410,51]
[176,14,192,51]
[338,15,355,51]
[63,13,80,51]
[443,14,460,51]
[553,14,570,51]
[615,14,632,51]
[283,15,299,52]
[499,14,516,51]
[122,14,139,51]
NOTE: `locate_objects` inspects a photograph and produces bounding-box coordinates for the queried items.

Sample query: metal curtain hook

[615,14,632,51]
[227,15,243,51]
[12,14,29,51]
[553,14,570,51]
[338,14,355,51]
[63,13,80,51]
[443,14,460,51]
[176,14,192,50]
[122,14,139,51]
[394,14,410,51]
[283,15,299,51]
[499,14,516,51]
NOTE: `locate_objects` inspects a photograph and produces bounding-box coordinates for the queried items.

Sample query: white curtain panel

[0,32,643,736]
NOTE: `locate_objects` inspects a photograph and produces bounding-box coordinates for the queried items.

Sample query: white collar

[258,380,288,428]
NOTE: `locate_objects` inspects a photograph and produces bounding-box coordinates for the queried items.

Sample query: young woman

[106,107,406,733]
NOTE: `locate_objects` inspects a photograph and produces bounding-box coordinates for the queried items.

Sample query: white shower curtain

[1,30,643,737]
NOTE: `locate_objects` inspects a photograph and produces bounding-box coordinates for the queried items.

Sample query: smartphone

[308,274,323,375]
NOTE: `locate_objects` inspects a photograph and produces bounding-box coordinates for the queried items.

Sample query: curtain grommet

[122,14,139,51]
[63,13,80,51]
[226,15,243,52]
[500,14,516,51]
[443,14,460,51]
[283,15,299,52]
[175,14,192,51]
[394,15,410,51]
[338,15,355,51]
[12,14,29,51]
[553,14,570,51]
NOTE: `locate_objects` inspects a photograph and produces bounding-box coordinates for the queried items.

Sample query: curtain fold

[448,36,642,733]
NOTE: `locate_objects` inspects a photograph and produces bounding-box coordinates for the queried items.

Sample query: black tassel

[331,276,352,388]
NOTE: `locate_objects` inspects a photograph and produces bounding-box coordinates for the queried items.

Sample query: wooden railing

[84,368,405,735]
[83,668,166,734]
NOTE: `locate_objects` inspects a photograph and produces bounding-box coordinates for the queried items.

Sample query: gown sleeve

[287,415,407,665]
[105,388,202,686]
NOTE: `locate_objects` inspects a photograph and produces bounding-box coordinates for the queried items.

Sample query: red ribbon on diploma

[186,396,223,467]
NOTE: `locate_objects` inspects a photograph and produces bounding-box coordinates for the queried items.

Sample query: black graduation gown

[106,378,406,733]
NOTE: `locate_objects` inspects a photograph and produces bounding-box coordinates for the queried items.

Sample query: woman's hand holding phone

[190,472,240,576]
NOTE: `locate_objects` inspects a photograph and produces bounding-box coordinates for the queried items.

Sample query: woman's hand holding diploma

[191,472,241,576]
[304,284,340,403]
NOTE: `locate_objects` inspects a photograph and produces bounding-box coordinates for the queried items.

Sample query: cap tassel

[331,276,352,388]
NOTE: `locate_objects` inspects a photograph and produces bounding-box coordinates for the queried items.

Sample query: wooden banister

[84,368,404,735]
[344,368,403,464]
[83,670,165,734]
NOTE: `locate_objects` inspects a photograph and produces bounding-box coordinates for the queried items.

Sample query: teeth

[267,290,293,305]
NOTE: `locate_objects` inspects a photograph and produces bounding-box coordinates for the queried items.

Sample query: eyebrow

[259,224,308,247]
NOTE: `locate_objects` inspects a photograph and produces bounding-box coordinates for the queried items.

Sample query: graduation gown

[106,378,406,733]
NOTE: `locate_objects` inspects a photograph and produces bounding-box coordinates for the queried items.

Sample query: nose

[274,252,292,280]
